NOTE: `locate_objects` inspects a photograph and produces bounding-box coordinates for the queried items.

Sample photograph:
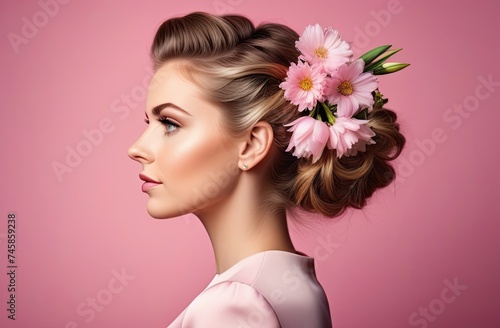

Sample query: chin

[146,208,184,220]
[145,198,192,219]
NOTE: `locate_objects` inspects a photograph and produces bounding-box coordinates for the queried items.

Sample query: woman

[128,11,405,327]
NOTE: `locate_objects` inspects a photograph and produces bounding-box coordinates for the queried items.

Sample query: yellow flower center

[299,77,313,91]
[314,47,328,59]
[338,81,354,96]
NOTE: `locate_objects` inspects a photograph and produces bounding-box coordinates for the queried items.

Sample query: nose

[128,135,154,164]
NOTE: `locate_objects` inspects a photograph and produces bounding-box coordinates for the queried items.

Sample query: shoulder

[183,280,280,327]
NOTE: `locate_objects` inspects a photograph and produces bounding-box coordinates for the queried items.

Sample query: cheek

[156,125,239,210]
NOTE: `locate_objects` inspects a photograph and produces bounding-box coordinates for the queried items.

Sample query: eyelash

[144,117,180,134]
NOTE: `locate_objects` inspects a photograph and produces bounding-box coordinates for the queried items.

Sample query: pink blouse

[167,250,332,327]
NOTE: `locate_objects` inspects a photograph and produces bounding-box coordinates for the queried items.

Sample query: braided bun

[292,107,405,217]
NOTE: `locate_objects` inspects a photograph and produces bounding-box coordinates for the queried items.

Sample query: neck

[195,171,296,274]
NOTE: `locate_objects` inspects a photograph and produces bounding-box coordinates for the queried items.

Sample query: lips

[139,173,161,183]
[139,173,162,192]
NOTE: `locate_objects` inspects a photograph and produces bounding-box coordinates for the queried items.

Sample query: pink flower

[296,24,353,74]
[285,116,330,163]
[327,116,376,158]
[325,59,379,117]
[344,137,377,157]
[280,61,326,112]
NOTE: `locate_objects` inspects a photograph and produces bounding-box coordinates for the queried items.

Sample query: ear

[238,121,274,170]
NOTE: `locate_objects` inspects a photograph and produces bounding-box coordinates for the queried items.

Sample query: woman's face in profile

[128,61,240,219]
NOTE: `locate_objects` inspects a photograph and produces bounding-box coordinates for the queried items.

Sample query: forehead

[146,61,204,113]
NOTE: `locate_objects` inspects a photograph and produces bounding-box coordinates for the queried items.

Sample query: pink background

[1,0,499,327]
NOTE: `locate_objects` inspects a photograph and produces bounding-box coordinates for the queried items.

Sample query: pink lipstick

[139,173,162,192]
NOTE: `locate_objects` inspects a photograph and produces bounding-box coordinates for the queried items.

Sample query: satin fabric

[167,250,332,327]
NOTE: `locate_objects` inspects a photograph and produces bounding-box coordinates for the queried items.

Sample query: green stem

[321,102,336,125]
[309,105,317,118]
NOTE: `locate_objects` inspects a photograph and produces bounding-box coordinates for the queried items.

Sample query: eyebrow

[146,102,192,118]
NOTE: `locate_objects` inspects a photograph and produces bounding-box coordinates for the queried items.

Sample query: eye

[158,116,179,134]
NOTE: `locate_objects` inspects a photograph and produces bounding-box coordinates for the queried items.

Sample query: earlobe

[239,121,274,170]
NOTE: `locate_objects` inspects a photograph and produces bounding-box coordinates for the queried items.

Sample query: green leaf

[353,108,369,120]
[372,89,388,109]
[359,45,392,66]
[321,102,336,125]
[372,63,410,75]
[364,48,403,72]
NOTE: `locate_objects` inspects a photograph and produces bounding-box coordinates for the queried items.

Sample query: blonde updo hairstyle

[151,12,405,218]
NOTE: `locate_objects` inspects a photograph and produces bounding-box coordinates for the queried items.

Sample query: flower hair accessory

[280,24,409,162]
